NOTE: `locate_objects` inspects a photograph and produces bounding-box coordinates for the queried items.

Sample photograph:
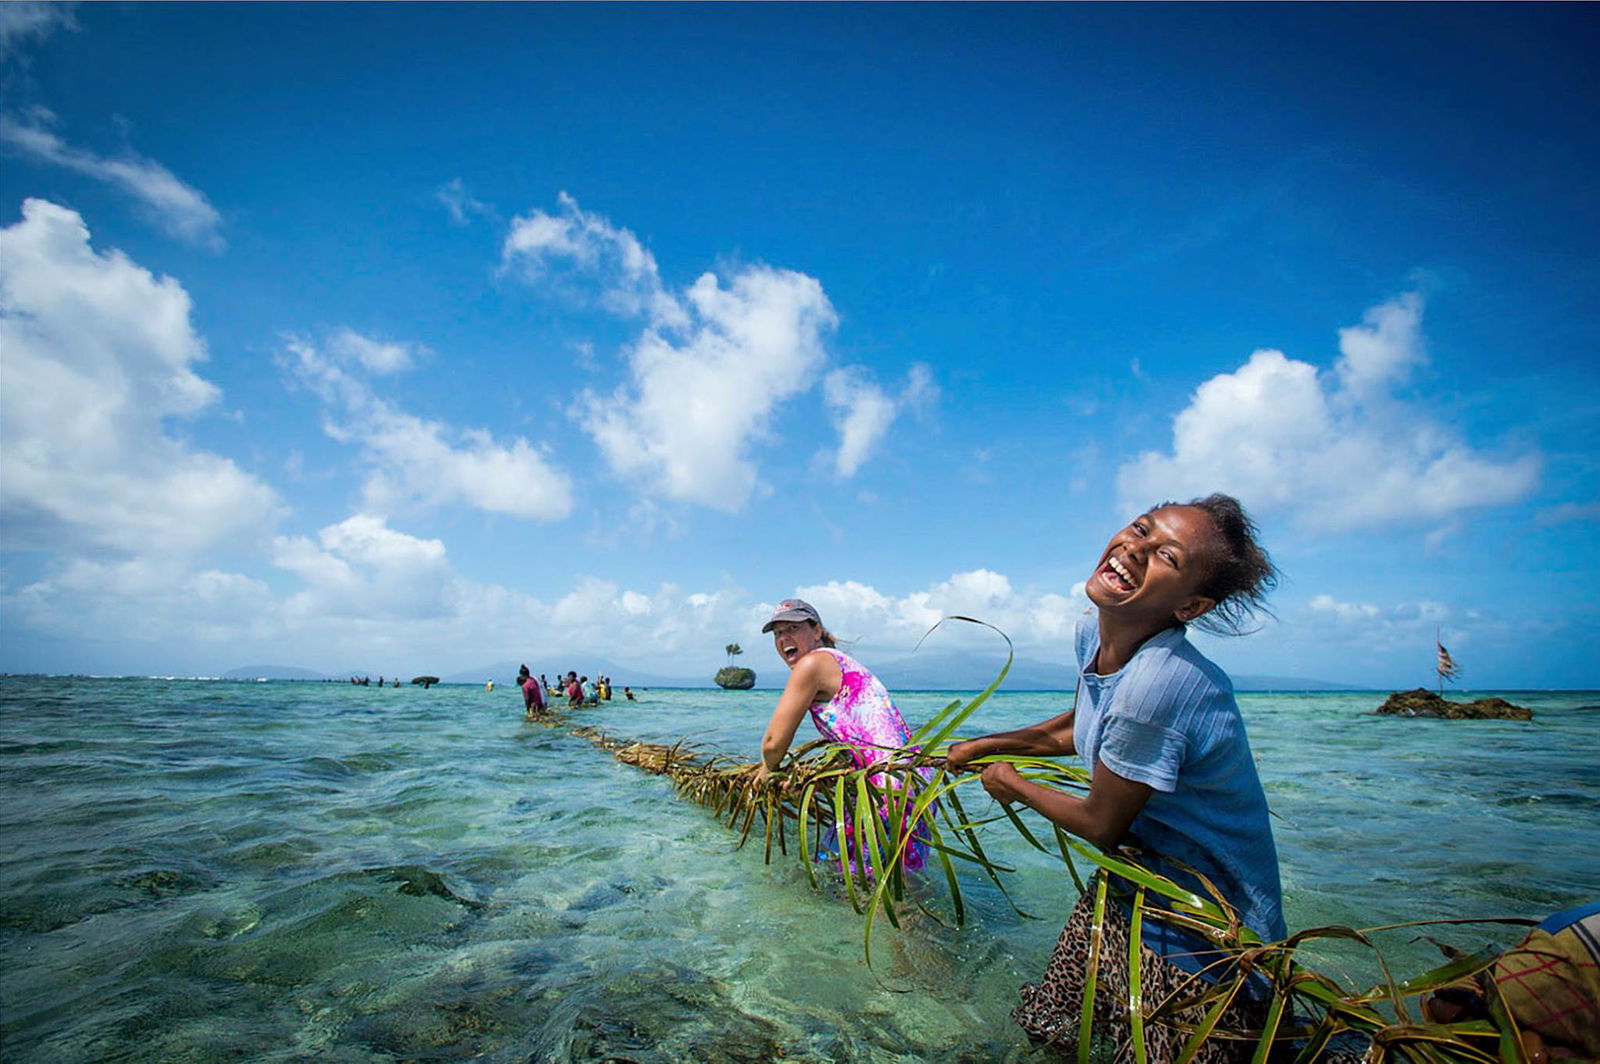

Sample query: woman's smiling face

[1087,506,1218,627]
[771,620,824,669]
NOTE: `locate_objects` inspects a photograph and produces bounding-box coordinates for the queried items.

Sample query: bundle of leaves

[549,621,1541,1063]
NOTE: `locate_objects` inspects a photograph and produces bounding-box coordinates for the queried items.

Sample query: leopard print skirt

[1013,880,1264,1064]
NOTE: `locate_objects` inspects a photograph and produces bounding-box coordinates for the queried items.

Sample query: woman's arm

[976,758,1150,851]
[946,710,1077,770]
[757,652,842,779]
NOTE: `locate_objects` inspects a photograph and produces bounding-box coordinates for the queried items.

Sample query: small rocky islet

[1376,688,1532,720]
[713,666,755,690]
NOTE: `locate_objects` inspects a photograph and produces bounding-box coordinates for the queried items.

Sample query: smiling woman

[947,494,1283,1063]
[755,598,932,872]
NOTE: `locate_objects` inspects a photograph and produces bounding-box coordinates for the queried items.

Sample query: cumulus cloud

[502,190,686,328]
[575,265,838,510]
[0,198,280,557]
[1333,291,1426,403]
[784,570,1089,654]
[502,193,928,505]
[5,525,1092,676]
[6,557,277,648]
[0,115,224,249]
[273,514,455,623]
[9,513,486,667]
[822,362,938,478]
[283,333,572,520]
[1118,293,1540,530]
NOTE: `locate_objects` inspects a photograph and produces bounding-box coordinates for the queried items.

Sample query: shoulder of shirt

[1117,626,1235,706]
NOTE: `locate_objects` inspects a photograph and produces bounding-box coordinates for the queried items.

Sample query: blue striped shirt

[1075,615,1286,952]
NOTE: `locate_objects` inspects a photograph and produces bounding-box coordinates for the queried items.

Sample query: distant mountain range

[227,653,1365,692]
[223,664,331,680]
[440,659,699,690]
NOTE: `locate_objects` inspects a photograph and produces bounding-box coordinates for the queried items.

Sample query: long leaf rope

[535,626,1539,1063]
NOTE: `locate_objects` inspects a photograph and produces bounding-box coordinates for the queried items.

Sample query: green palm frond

[549,637,1538,1063]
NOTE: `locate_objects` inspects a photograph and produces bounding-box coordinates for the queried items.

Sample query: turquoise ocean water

[2,676,1596,1062]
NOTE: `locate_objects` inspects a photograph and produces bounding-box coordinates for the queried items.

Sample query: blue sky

[2,3,1596,689]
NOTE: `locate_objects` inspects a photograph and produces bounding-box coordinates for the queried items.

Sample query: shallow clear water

[2,677,1595,1062]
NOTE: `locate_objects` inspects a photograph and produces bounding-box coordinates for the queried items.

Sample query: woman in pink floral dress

[756,599,931,871]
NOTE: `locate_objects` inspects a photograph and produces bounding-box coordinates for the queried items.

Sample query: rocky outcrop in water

[714,666,755,690]
[1376,688,1532,720]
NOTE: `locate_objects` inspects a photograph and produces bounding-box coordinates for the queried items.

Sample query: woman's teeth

[1107,556,1136,589]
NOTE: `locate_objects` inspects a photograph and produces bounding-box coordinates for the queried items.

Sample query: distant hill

[230,657,1364,692]
[1231,674,1372,692]
[869,651,1071,691]
[223,664,328,680]
[441,659,703,689]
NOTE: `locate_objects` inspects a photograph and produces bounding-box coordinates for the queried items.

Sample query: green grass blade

[1247,988,1289,1064]
[1172,967,1242,1064]
[913,616,1014,749]
[912,696,968,745]
[1078,876,1110,1064]
[1128,886,1147,1064]
[1055,825,1087,895]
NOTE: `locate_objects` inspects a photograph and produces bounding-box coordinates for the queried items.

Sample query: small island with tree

[714,642,755,690]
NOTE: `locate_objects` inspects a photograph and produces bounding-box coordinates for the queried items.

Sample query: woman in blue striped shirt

[949,494,1281,1063]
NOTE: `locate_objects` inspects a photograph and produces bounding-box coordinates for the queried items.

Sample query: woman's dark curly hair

[1159,493,1278,636]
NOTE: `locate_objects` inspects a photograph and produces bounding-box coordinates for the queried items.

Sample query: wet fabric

[1015,879,1267,1064]
[1493,900,1600,1056]
[1073,616,1284,957]
[807,648,932,872]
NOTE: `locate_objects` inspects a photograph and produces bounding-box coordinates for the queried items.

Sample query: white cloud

[502,190,686,328]
[330,328,424,374]
[0,115,224,249]
[1117,293,1540,530]
[0,198,280,557]
[1307,593,1382,624]
[272,515,455,622]
[10,514,480,667]
[822,362,938,478]
[823,368,896,478]
[282,335,573,520]
[7,557,277,647]
[785,569,1090,654]
[1334,291,1425,403]
[6,535,1094,677]
[504,194,930,505]
[576,265,838,510]
[0,2,77,50]
[1305,593,1453,647]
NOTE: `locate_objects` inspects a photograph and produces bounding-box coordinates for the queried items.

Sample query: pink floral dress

[807,648,933,872]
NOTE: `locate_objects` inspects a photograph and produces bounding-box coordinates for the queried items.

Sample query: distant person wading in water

[518,664,544,719]
[948,494,1283,1064]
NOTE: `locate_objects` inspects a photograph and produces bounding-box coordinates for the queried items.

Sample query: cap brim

[761,609,815,633]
